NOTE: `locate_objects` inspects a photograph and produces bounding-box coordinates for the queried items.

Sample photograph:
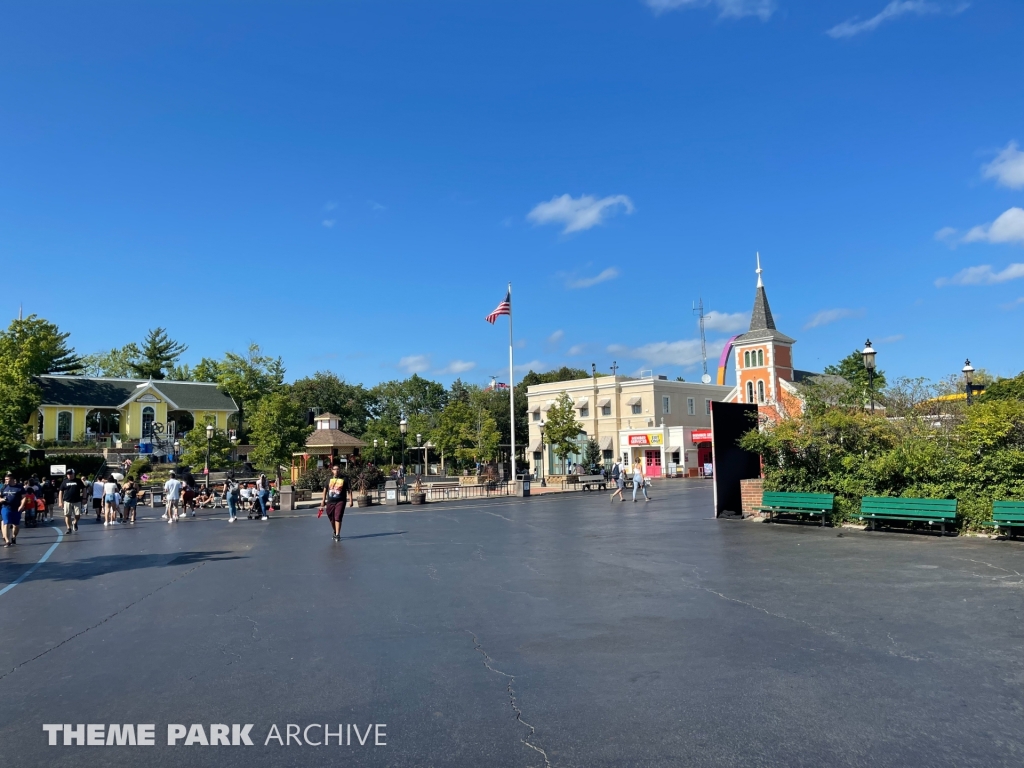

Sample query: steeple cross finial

[756,252,763,288]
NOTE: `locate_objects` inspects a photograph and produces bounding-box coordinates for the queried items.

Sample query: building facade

[525,374,733,478]
[30,376,238,443]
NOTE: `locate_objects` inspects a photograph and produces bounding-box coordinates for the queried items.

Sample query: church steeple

[749,252,777,332]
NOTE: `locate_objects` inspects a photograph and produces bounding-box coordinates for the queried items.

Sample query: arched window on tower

[757,349,764,366]
[746,382,754,403]
[743,351,750,367]
[757,380,766,403]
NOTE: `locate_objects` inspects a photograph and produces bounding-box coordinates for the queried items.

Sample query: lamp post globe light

[399,417,408,475]
[862,339,877,413]
[173,440,180,463]
[205,423,215,489]
[963,359,978,405]
[538,421,546,487]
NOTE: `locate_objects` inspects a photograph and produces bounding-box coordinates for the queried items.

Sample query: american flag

[485,291,511,324]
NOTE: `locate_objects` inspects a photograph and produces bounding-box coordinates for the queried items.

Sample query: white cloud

[567,267,620,289]
[608,338,724,368]
[803,308,864,330]
[703,310,749,333]
[935,263,1024,287]
[527,194,634,234]
[983,141,1024,190]
[322,219,336,228]
[876,334,905,343]
[514,359,546,374]
[935,226,958,242]
[826,1,965,39]
[437,360,476,375]
[962,207,1024,246]
[398,355,431,374]
[1000,297,1024,310]
[567,344,587,356]
[369,200,386,211]
[547,330,564,344]
[645,0,776,20]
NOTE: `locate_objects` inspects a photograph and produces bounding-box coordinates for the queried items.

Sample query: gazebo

[291,413,367,483]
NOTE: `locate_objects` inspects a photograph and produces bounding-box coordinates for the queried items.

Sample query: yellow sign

[628,433,663,446]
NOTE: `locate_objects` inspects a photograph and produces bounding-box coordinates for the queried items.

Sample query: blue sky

[2,0,1023,387]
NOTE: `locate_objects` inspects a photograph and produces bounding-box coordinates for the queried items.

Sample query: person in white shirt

[92,478,104,522]
[102,477,119,525]
[163,471,184,523]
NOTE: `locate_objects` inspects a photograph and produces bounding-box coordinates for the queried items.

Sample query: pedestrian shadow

[339,532,407,541]
[0,551,243,586]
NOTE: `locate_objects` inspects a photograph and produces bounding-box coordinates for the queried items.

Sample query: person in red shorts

[319,462,353,542]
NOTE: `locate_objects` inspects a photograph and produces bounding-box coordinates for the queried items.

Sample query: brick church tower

[727,255,805,421]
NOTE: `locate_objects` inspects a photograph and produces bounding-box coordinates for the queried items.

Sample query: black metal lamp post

[416,433,422,475]
[205,423,214,490]
[173,440,180,464]
[538,421,546,487]
[373,439,378,465]
[399,417,408,475]
[862,339,877,412]
[963,359,979,405]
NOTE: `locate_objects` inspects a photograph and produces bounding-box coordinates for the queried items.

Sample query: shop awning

[528,439,543,452]
[626,396,641,406]
[574,397,589,408]
[529,403,541,413]
[599,435,615,450]
[597,397,611,407]
[666,446,681,454]
[541,401,555,411]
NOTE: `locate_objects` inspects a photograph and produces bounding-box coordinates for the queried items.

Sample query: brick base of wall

[740,478,764,517]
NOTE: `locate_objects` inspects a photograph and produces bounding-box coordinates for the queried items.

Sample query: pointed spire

[749,254,776,332]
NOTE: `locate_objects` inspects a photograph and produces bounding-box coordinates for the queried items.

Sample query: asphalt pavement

[1,483,1023,767]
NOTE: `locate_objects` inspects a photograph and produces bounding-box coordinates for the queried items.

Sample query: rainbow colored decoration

[716,335,740,386]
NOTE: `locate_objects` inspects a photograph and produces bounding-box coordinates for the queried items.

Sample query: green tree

[824,350,887,393]
[168,357,221,383]
[127,328,188,380]
[177,416,234,474]
[583,438,603,470]
[432,397,500,470]
[248,391,312,472]
[979,371,1024,403]
[0,351,40,468]
[216,344,286,441]
[0,315,82,375]
[290,372,371,436]
[80,347,135,377]
[544,392,582,466]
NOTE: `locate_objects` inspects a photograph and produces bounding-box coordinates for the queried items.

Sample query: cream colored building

[525,374,733,478]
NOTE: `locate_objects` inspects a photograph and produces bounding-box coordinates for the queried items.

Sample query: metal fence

[370,481,516,504]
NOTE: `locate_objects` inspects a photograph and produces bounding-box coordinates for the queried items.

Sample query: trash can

[384,479,399,507]
[515,479,531,497]
[279,485,295,512]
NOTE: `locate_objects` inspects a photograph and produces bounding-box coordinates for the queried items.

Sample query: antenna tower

[693,297,711,384]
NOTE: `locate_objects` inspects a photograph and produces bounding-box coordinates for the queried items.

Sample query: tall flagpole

[508,281,516,482]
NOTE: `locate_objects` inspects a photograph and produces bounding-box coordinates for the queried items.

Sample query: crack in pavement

[0,561,208,683]
[954,558,1023,579]
[465,630,552,768]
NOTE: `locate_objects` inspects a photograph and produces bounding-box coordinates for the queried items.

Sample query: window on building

[757,380,766,403]
[631,403,642,415]
[662,396,671,415]
[142,406,155,437]
[57,411,72,442]
[602,449,613,460]
[743,350,750,367]
[670,450,681,464]
[687,397,695,415]
[746,382,754,403]
[533,411,541,421]
[705,399,712,415]
[580,406,589,418]
[601,405,611,416]
[533,451,542,462]
[757,349,764,366]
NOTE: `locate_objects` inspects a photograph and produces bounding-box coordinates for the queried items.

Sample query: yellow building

[31,376,238,444]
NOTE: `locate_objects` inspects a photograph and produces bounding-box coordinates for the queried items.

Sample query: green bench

[982,500,1024,537]
[853,497,957,536]
[756,491,835,527]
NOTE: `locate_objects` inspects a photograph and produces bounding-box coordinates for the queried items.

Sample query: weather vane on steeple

[755,252,763,288]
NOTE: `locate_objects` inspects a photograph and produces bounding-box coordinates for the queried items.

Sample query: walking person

[58,468,84,533]
[1,472,24,547]
[609,460,625,502]
[255,473,270,521]
[41,476,57,522]
[319,463,352,542]
[92,474,104,522]
[122,478,138,524]
[631,460,650,503]
[102,475,119,525]
[225,473,240,522]
[164,471,183,523]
